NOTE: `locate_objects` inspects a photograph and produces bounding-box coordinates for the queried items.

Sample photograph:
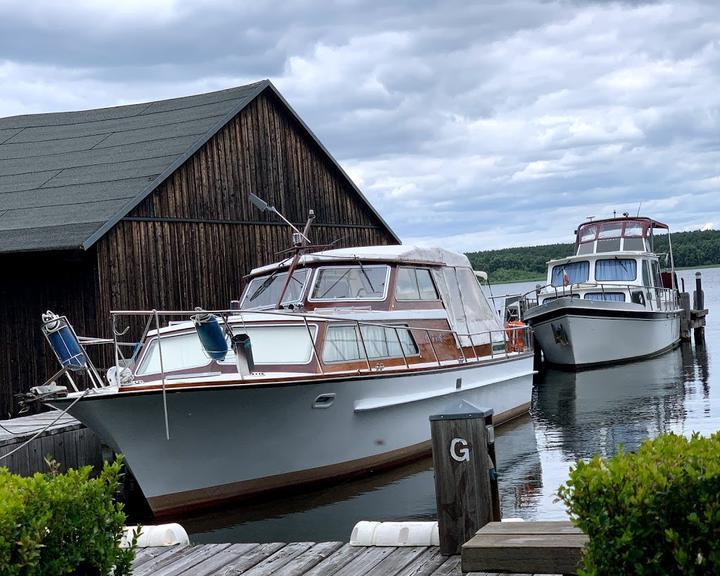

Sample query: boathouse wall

[0,86,397,417]
[95,91,393,319]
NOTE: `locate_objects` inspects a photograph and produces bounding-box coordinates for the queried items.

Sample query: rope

[0,390,90,463]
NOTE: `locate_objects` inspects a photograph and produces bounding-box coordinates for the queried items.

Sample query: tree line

[465,229,720,283]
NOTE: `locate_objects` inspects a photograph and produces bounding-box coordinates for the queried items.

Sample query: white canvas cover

[432,266,503,346]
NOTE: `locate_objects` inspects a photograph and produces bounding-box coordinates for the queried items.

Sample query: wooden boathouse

[0,80,399,417]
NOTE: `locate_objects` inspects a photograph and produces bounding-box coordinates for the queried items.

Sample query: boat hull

[51,354,534,516]
[525,300,681,369]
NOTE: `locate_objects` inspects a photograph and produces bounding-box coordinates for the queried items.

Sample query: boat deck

[131,542,562,575]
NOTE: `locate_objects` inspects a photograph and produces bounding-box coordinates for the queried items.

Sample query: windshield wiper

[249,269,282,302]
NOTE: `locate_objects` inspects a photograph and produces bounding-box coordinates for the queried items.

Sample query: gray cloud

[0,0,718,249]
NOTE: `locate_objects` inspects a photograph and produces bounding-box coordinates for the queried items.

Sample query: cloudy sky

[1,0,718,250]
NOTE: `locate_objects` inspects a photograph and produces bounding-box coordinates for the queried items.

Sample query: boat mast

[247,192,316,308]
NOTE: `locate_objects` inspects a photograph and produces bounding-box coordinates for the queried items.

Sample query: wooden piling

[430,401,497,555]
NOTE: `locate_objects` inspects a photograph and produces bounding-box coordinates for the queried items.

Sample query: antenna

[248,192,310,244]
[636,202,642,218]
[248,192,316,309]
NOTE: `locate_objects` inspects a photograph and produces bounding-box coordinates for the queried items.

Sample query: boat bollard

[430,400,499,555]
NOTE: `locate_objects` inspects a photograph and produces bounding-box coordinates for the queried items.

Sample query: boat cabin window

[136,324,318,376]
[623,237,646,251]
[396,268,439,300]
[322,324,418,363]
[541,294,580,304]
[585,292,626,302]
[595,259,637,282]
[551,261,589,287]
[310,265,389,301]
[241,269,310,310]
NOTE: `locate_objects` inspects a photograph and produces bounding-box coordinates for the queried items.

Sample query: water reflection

[535,345,690,460]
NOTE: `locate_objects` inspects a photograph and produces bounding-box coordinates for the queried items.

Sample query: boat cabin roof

[574,217,669,256]
[249,245,472,276]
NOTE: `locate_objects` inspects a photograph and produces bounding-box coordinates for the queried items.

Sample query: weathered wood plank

[207,542,287,576]
[132,545,192,576]
[428,555,461,575]
[239,542,316,576]
[301,543,370,576]
[149,543,233,576]
[326,546,397,576]
[477,521,581,535]
[262,541,345,576]
[394,547,449,576]
[363,546,429,576]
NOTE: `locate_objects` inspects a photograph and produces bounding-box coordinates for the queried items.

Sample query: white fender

[121,523,189,548]
[350,521,439,546]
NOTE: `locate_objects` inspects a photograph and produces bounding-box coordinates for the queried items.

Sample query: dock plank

[208,542,286,575]
[363,546,429,576]
[173,543,260,576]
[150,543,233,576]
[301,542,367,576]
[394,547,449,576]
[478,521,580,535]
[328,546,397,576]
[240,542,316,576]
[262,541,345,576]
[132,545,194,576]
[428,555,461,575]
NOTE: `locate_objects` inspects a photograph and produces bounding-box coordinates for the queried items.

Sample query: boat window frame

[135,322,321,376]
[308,264,391,303]
[595,258,637,282]
[584,292,627,302]
[239,268,312,310]
[395,267,441,301]
[321,322,420,364]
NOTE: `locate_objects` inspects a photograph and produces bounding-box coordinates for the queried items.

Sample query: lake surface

[183,267,718,544]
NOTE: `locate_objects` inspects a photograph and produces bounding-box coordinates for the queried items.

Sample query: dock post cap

[429,399,493,421]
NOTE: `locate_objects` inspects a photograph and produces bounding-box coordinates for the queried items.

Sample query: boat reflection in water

[531,342,710,518]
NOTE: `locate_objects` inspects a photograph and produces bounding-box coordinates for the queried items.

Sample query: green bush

[558,432,720,575]
[0,458,136,576]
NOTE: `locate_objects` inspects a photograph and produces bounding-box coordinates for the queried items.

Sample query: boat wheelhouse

[42,245,535,517]
[522,216,681,368]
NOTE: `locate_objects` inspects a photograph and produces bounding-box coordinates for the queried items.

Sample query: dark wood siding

[0,251,100,417]
[95,90,395,317]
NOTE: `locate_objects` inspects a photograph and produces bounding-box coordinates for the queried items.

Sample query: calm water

[183,267,719,544]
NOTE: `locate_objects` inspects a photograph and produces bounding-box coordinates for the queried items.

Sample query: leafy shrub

[0,457,136,576]
[558,432,720,575]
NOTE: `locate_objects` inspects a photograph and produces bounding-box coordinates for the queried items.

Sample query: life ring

[505,320,525,352]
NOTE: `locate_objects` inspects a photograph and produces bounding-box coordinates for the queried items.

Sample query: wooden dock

[0,410,103,475]
[131,542,563,575]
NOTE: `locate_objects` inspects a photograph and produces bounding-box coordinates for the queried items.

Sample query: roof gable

[0,80,397,254]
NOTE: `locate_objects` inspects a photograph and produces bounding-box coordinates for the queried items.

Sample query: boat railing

[107,308,533,384]
[519,282,679,312]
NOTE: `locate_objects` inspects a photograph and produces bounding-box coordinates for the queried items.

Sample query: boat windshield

[136,324,318,376]
[310,265,389,301]
[241,268,310,310]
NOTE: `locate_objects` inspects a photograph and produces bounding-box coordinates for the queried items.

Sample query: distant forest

[466,229,720,283]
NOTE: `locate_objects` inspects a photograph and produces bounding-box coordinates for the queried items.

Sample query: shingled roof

[0,80,398,254]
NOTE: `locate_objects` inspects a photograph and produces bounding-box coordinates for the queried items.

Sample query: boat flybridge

[522,216,682,369]
[37,245,535,517]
